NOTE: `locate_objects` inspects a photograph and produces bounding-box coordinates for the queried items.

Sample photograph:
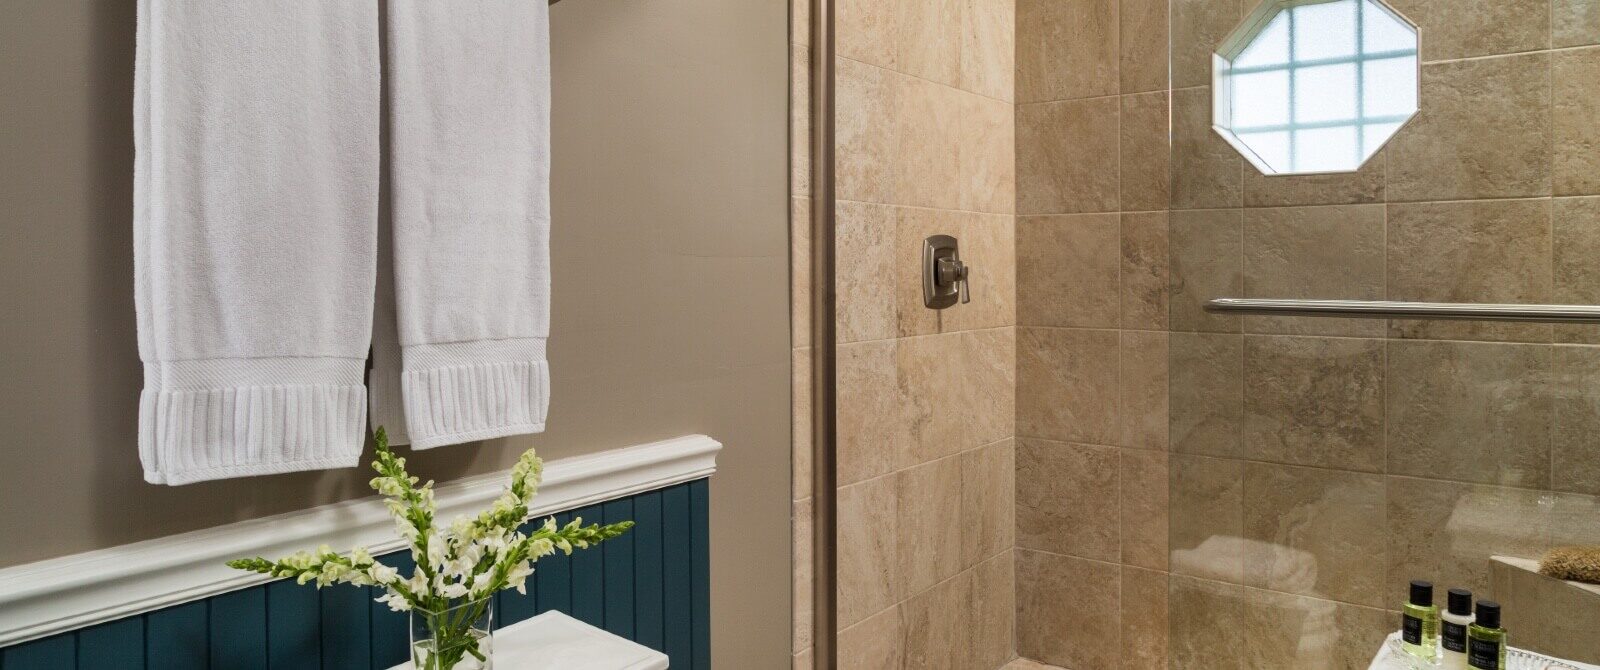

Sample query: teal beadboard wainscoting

[0,480,710,670]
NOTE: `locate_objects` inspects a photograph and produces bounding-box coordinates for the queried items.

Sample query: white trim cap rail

[0,434,721,647]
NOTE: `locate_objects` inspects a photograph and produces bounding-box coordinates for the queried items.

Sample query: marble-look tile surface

[1120,91,1171,213]
[894,76,964,210]
[1169,332,1242,459]
[1168,574,1245,669]
[1243,205,1386,337]
[835,57,900,204]
[1171,87,1243,210]
[970,553,1017,670]
[1016,439,1121,561]
[1385,476,1551,606]
[1120,330,1170,451]
[1016,0,1119,102]
[900,569,973,670]
[1017,97,1121,215]
[1554,47,1600,196]
[1387,54,1552,202]
[1387,0,1550,61]
[1241,462,1387,607]
[1387,198,1553,343]
[1241,151,1386,208]
[1168,208,1242,333]
[1169,454,1245,584]
[1120,566,1171,670]
[1017,214,1120,328]
[1120,0,1169,94]
[1553,198,1600,344]
[1121,448,1170,570]
[838,476,900,628]
[837,339,909,485]
[896,0,963,88]
[1553,0,1600,47]
[1017,327,1120,444]
[1016,549,1122,669]
[836,0,899,70]
[961,0,1015,101]
[1386,339,1552,488]
[837,603,903,670]
[1170,0,1242,89]
[939,213,1015,333]
[897,456,966,595]
[962,439,1016,567]
[1551,345,1600,496]
[959,93,1017,214]
[1121,212,1170,332]
[792,497,813,653]
[1242,335,1385,472]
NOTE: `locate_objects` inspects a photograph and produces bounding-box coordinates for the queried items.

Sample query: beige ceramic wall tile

[837,340,909,485]
[899,569,974,670]
[1550,491,1600,547]
[961,327,1018,448]
[894,77,964,210]
[1121,212,1170,331]
[959,92,1017,214]
[1016,439,1122,561]
[1386,0,1549,61]
[791,0,810,46]
[838,476,901,628]
[1168,208,1242,333]
[1385,476,1551,606]
[1551,345,1600,496]
[894,207,954,335]
[792,197,812,348]
[1386,199,1553,343]
[897,333,973,466]
[791,46,812,198]
[962,439,1016,567]
[1016,327,1121,444]
[1167,575,1245,669]
[1553,0,1600,47]
[1553,198,1600,344]
[1120,566,1171,670]
[793,497,814,653]
[1017,214,1121,328]
[1387,340,1552,488]
[793,347,813,499]
[1236,587,1393,669]
[1241,462,1387,607]
[792,648,812,670]
[1168,332,1243,458]
[836,57,900,204]
[1171,87,1243,210]
[1554,48,1600,196]
[837,605,904,670]
[941,213,1016,332]
[1120,330,1170,451]
[1386,54,1552,202]
[1015,0,1120,102]
[1121,91,1172,213]
[1242,335,1385,472]
[1170,0,1242,89]
[896,0,964,88]
[897,456,966,595]
[1016,549,1122,669]
[1120,0,1169,94]
[1121,447,1170,570]
[1169,454,1245,583]
[1241,153,1385,208]
[962,0,1016,101]
[1016,98,1121,215]
[1243,205,1386,337]
[836,200,901,343]
[971,553,1018,669]
[837,0,899,69]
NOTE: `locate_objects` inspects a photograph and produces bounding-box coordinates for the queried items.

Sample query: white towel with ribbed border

[135,0,551,484]
[373,0,552,449]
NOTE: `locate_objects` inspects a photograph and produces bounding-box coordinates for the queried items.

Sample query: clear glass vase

[410,597,494,670]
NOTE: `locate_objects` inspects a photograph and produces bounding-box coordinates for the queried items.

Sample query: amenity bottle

[1440,588,1474,670]
[1402,580,1440,662]
[1467,601,1507,670]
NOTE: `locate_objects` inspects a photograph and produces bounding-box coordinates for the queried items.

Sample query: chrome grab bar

[1205,298,1600,324]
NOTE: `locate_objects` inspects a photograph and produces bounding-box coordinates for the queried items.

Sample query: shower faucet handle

[923,234,970,309]
[937,256,971,304]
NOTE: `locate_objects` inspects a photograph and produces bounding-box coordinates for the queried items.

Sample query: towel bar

[1205,298,1600,324]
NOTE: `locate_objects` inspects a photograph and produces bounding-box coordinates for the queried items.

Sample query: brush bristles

[1539,546,1600,585]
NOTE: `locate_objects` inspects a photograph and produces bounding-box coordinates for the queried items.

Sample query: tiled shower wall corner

[791,0,1020,668]
[1012,0,1173,667]
[1014,0,1600,668]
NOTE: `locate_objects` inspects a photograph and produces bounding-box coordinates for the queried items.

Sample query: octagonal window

[1213,0,1419,175]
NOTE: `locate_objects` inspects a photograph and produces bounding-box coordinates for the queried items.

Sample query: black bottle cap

[1476,601,1501,629]
[1448,588,1473,615]
[1410,580,1434,606]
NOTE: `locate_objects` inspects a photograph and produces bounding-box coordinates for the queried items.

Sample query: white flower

[368,564,399,585]
[438,582,470,599]
[507,561,534,595]
[376,590,411,612]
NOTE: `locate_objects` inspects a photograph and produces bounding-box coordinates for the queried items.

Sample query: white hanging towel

[134,0,381,485]
[374,0,552,449]
[135,0,551,484]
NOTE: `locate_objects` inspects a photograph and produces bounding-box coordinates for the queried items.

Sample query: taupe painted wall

[0,1,789,665]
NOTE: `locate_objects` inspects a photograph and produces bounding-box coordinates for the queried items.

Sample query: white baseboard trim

[0,434,720,647]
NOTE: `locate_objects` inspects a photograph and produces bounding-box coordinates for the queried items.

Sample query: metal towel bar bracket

[1205,298,1600,324]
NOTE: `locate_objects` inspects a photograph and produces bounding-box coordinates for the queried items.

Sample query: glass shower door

[1164,0,1600,667]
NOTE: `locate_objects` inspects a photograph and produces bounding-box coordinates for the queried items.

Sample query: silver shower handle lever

[937,256,971,304]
